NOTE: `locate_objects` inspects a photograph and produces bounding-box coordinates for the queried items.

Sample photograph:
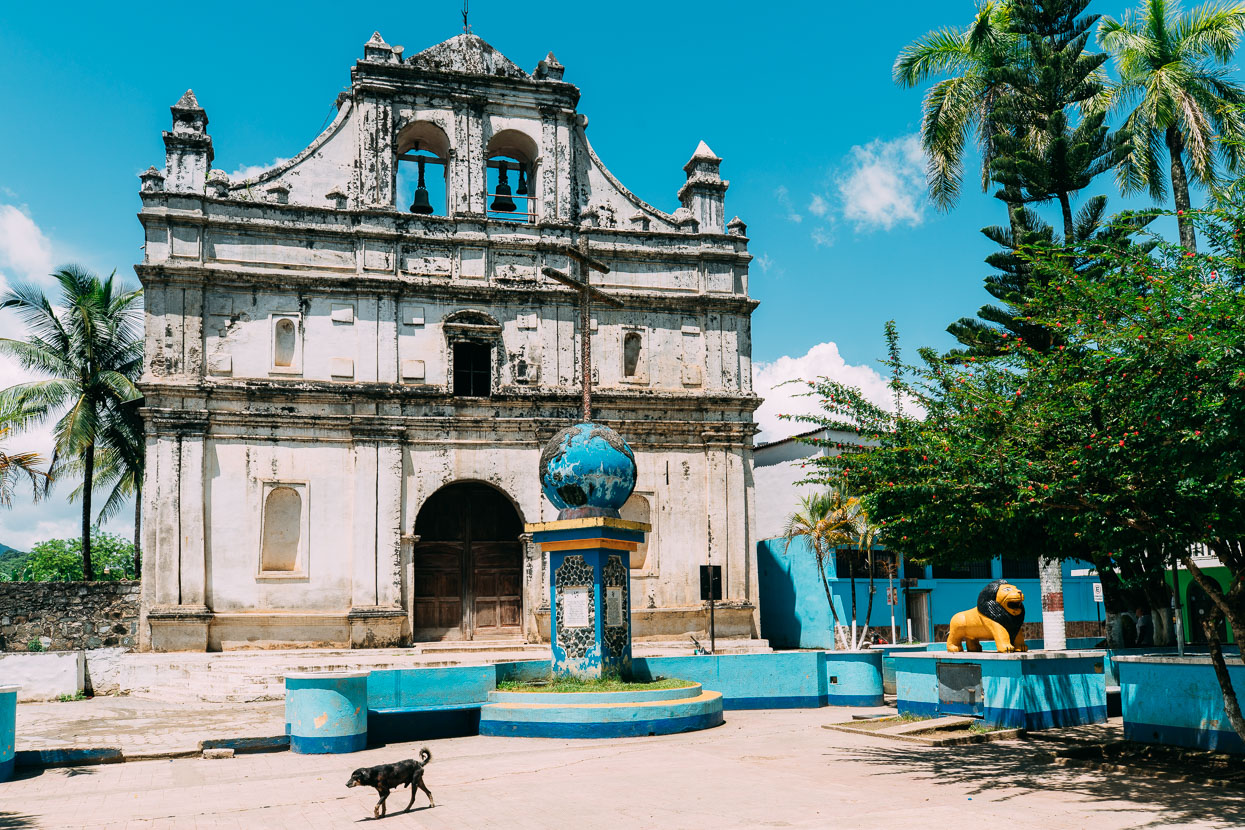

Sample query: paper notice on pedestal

[606,587,624,627]
[563,587,590,628]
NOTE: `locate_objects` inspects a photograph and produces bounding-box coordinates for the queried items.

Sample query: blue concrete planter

[893,651,1107,730]
[478,684,724,738]
[632,650,883,709]
[0,685,17,782]
[1116,655,1245,754]
[285,671,369,754]
[871,644,931,695]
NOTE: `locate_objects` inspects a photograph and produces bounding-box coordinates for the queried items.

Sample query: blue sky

[0,1,1230,548]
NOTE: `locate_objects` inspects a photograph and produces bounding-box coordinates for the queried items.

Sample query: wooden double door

[411,482,523,641]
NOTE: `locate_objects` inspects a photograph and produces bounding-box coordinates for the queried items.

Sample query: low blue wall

[894,652,1107,730]
[0,685,16,782]
[632,651,883,708]
[758,537,1102,648]
[1117,655,1245,754]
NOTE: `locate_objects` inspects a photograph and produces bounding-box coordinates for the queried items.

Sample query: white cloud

[810,227,834,248]
[752,341,894,444]
[0,202,133,552]
[754,253,773,273]
[225,157,290,182]
[836,134,927,232]
[774,185,802,224]
[808,194,829,217]
[0,204,55,292]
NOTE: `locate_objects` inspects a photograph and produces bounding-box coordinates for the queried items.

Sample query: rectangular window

[453,342,492,397]
[932,560,993,580]
[1000,557,1039,580]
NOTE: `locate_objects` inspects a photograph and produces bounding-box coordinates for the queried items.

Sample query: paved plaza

[3,707,1239,829]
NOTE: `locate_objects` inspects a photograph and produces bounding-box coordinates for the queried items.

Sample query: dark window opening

[933,560,993,580]
[903,558,927,580]
[623,332,642,377]
[453,342,492,397]
[1000,557,1039,580]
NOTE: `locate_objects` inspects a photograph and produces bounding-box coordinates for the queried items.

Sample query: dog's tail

[419,747,432,765]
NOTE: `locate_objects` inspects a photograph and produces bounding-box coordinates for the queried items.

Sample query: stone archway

[411,481,524,641]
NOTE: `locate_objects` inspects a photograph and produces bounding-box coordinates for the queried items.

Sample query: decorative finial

[462,0,471,33]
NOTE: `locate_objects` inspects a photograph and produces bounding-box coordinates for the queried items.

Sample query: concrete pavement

[2,708,1237,829]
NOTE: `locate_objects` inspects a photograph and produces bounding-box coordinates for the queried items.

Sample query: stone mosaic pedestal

[528,517,650,680]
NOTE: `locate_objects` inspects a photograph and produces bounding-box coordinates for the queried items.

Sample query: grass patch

[496,673,695,694]
[57,691,86,702]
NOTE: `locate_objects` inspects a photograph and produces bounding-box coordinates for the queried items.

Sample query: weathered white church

[136,31,759,651]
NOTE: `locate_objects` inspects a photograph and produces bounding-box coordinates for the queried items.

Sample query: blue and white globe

[539,422,637,518]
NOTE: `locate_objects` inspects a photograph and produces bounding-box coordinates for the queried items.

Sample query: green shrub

[2,532,136,582]
[27,639,44,652]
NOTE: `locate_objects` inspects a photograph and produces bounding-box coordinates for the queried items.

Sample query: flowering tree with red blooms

[783,207,1245,744]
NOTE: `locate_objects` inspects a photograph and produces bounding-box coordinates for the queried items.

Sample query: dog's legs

[417,776,435,808]
[405,779,418,812]
[375,786,390,818]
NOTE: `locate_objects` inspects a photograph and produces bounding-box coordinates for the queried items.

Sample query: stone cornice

[351,61,581,108]
[138,376,760,411]
[134,263,759,314]
[137,198,750,256]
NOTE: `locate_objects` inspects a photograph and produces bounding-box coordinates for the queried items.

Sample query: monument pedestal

[527,517,650,680]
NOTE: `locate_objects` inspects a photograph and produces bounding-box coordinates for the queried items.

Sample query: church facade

[136,32,759,651]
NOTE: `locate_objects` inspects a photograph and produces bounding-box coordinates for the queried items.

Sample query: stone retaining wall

[0,581,140,652]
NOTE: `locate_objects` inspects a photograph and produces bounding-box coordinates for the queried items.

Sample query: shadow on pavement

[0,812,41,829]
[833,738,1243,827]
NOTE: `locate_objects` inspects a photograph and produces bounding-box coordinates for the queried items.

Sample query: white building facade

[136,33,760,651]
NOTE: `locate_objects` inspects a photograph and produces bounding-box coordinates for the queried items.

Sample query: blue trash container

[1,685,18,782]
[285,671,369,754]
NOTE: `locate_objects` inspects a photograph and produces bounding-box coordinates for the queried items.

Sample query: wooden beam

[541,267,624,307]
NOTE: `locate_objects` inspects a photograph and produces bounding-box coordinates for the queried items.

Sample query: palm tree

[781,485,864,649]
[894,1,1025,215]
[0,425,48,507]
[1098,0,1245,251]
[0,266,143,580]
[61,398,145,575]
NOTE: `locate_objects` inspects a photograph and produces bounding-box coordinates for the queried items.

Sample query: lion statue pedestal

[946,579,1027,654]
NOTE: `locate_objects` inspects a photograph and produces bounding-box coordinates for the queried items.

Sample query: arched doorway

[412,482,523,641]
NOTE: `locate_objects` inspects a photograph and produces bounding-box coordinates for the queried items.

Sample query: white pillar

[375,442,403,608]
[352,440,379,608]
[1040,556,1067,650]
[178,433,206,606]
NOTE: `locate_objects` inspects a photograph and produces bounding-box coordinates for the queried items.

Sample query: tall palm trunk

[81,441,95,581]
[1058,191,1075,244]
[1167,127,1197,252]
[133,478,142,577]
[861,549,877,646]
[816,548,847,649]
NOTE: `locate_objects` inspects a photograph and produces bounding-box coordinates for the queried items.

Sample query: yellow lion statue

[946,579,1028,653]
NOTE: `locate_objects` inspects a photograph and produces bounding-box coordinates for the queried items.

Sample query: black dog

[346,748,434,818]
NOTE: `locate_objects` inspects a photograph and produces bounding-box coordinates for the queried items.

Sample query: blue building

[753,429,1105,649]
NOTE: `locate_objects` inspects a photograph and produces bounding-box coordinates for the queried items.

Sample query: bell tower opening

[486,129,538,223]
[396,121,450,216]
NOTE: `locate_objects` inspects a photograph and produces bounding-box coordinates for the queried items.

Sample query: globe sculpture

[539,422,637,518]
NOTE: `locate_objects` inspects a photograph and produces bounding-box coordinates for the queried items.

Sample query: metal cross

[541,238,621,422]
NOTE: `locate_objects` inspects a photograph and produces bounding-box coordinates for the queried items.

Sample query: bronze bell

[410,157,434,215]
[490,161,517,213]
[516,164,528,196]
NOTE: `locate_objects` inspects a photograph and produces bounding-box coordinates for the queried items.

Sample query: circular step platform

[478,683,724,739]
